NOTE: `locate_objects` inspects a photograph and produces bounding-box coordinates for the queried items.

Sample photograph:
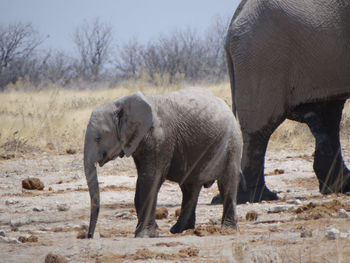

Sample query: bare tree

[73,19,113,82]
[204,15,231,82]
[0,22,43,89]
[114,38,143,80]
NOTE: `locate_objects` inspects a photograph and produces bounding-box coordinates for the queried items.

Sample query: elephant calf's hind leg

[218,175,238,229]
[170,184,201,234]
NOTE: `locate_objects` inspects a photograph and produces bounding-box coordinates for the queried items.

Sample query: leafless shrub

[73,19,113,82]
[0,22,43,89]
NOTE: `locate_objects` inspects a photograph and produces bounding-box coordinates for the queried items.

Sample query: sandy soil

[1,147,350,262]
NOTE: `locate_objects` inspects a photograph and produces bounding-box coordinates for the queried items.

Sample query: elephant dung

[65,148,76,155]
[155,207,168,219]
[45,253,68,263]
[22,177,44,190]
[246,210,258,221]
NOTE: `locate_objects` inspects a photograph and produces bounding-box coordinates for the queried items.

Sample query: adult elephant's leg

[170,184,202,234]
[237,124,281,203]
[314,100,350,193]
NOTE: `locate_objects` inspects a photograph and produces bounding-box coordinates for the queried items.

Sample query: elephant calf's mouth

[98,151,124,167]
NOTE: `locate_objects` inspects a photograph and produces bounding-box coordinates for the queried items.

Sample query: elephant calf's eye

[95,137,101,143]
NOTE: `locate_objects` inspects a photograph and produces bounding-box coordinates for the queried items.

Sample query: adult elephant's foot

[134,223,158,238]
[210,185,278,205]
[319,169,350,195]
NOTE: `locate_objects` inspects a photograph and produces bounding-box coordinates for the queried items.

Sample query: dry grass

[1,81,350,156]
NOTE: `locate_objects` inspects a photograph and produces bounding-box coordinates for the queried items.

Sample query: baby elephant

[83,87,242,238]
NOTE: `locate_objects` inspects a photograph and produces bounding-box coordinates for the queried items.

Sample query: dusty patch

[45,253,68,263]
[294,199,350,220]
[2,151,350,262]
[184,223,236,237]
[95,247,199,262]
[283,176,318,190]
[101,185,134,192]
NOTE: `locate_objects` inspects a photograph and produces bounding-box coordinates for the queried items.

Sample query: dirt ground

[2,147,350,263]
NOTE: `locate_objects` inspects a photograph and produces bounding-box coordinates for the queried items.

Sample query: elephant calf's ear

[117,92,153,157]
[113,108,124,140]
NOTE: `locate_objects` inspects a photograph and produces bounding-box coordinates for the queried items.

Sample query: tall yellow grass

[1,81,350,155]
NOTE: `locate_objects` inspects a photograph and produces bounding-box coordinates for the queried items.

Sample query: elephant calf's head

[83,92,154,238]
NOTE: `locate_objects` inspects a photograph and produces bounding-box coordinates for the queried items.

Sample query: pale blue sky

[0,0,239,53]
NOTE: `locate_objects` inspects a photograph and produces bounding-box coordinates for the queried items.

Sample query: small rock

[325,227,340,240]
[246,210,258,221]
[156,207,168,219]
[115,212,128,218]
[22,177,44,190]
[0,236,20,244]
[45,253,68,263]
[5,199,19,206]
[338,209,350,218]
[286,200,302,205]
[115,212,136,220]
[10,216,31,227]
[340,232,349,239]
[72,174,81,180]
[268,205,294,213]
[0,230,5,237]
[33,207,44,212]
[18,235,38,243]
[300,229,312,238]
[57,204,70,212]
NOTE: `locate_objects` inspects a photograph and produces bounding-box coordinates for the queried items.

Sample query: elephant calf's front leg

[170,184,202,234]
[134,177,161,237]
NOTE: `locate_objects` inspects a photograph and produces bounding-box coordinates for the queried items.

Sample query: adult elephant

[216,0,350,204]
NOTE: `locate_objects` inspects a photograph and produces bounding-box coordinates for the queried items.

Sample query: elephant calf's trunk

[84,163,100,238]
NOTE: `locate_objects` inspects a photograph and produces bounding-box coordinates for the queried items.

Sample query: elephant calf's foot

[170,221,195,234]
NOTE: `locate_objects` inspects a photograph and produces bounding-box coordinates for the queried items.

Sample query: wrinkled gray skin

[84,87,242,238]
[215,0,350,204]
